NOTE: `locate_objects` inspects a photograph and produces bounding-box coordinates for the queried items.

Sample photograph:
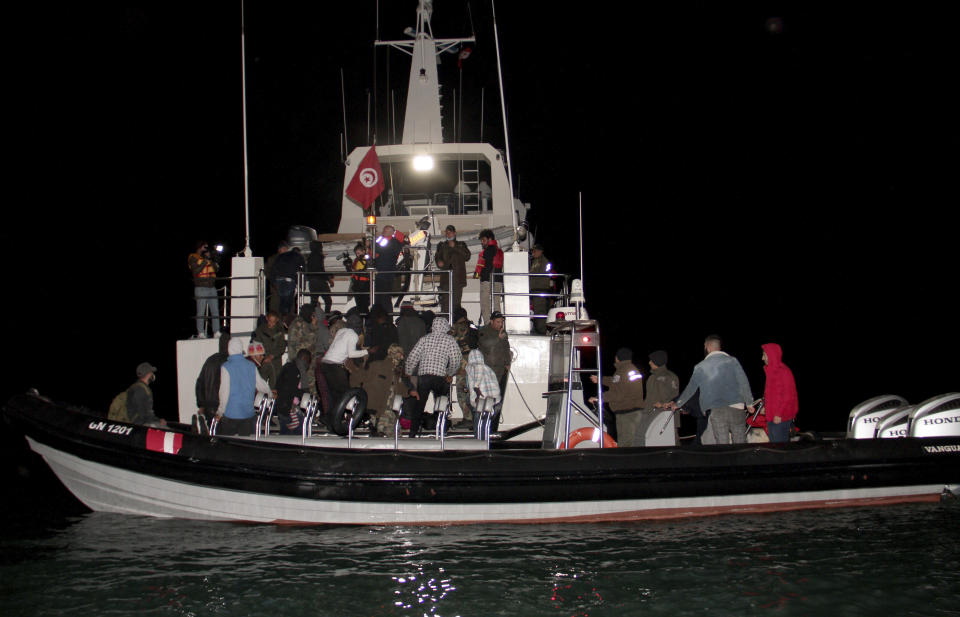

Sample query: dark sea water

[2,462,958,617]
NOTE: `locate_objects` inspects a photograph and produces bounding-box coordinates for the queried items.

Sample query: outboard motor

[285,225,318,254]
[908,393,960,438]
[874,405,915,439]
[847,395,909,439]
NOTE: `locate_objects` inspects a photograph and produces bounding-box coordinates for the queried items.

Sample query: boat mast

[240,5,252,256]
[491,0,520,250]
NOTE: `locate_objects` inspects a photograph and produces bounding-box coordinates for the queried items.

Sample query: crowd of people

[589,335,799,446]
[157,236,799,444]
[183,301,511,438]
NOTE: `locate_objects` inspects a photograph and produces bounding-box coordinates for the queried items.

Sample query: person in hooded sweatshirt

[404,317,463,437]
[466,348,501,434]
[761,343,799,443]
[217,337,272,436]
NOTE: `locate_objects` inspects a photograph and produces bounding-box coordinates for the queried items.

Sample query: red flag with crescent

[346,146,385,210]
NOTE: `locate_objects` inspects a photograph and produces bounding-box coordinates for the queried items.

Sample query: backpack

[108,381,147,423]
[108,391,131,422]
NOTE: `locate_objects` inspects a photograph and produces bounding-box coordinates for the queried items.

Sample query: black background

[6,3,955,432]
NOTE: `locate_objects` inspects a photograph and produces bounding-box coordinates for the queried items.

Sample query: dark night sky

[7,3,955,430]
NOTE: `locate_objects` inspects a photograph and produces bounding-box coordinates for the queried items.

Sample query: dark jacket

[271,248,305,280]
[366,320,399,362]
[195,351,229,410]
[435,240,471,288]
[375,237,403,273]
[477,323,511,378]
[396,307,427,356]
[126,380,161,425]
[253,321,286,362]
[276,360,304,419]
[306,241,331,284]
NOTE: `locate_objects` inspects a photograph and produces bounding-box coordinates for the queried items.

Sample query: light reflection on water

[1,501,958,616]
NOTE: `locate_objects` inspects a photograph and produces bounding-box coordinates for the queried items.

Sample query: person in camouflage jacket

[252,311,286,389]
[451,307,479,423]
[287,304,319,393]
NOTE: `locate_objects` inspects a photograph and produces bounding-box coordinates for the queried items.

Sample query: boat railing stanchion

[435,395,452,450]
[253,393,273,440]
[300,393,317,444]
[392,395,405,450]
[346,394,362,447]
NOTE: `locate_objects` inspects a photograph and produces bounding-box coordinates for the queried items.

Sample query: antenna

[240,3,252,256]
[340,68,349,157]
[579,192,585,295]
[491,0,520,250]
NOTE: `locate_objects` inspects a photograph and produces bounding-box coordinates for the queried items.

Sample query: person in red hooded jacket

[761,343,798,443]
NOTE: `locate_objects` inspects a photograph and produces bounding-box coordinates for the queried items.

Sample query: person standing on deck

[217,338,271,436]
[188,241,221,339]
[761,343,799,443]
[588,348,644,447]
[473,229,503,325]
[320,310,368,411]
[404,317,463,438]
[528,244,553,334]
[271,246,305,319]
[306,240,333,315]
[477,311,511,398]
[350,243,371,315]
[195,335,230,424]
[452,307,480,426]
[396,301,426,356]
[276,349,312,435]
[374,225,403,312]
[666,335,755,445]
[252,311,286,390]
[434,225,471,314]
[636,350,680,446]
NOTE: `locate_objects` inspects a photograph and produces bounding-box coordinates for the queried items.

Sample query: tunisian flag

[346,146,385,210]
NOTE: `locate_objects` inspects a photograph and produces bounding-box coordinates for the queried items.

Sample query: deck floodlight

[366,215,376,226]
[413,155,434,171]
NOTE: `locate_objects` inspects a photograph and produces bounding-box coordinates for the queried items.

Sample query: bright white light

[412,155,434,171]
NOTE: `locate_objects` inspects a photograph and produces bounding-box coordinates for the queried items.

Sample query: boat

[4,2,959,525]
[4,388,959,524]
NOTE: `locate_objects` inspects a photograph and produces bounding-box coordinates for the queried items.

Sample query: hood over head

[432,316,451,333]
[762,343,784,368]
[467,349,485,365]
[228,337,246,356]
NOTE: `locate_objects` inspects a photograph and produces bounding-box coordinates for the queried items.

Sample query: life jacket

[352,257,369,282]
[473,239,504,278]
[188,252,217,281]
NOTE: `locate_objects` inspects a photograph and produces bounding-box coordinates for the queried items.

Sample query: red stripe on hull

[266,492,943,526]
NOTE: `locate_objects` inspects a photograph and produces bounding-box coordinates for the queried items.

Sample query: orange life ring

[560,428,617,449]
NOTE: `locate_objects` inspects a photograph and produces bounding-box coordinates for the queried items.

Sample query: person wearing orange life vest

[349,243,371,314]
[474,229,504,325]
[188,240,221,339]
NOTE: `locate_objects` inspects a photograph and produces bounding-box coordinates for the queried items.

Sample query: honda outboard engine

[908,393,960,438]
[874,405,915,439]
[847,395,909,439]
